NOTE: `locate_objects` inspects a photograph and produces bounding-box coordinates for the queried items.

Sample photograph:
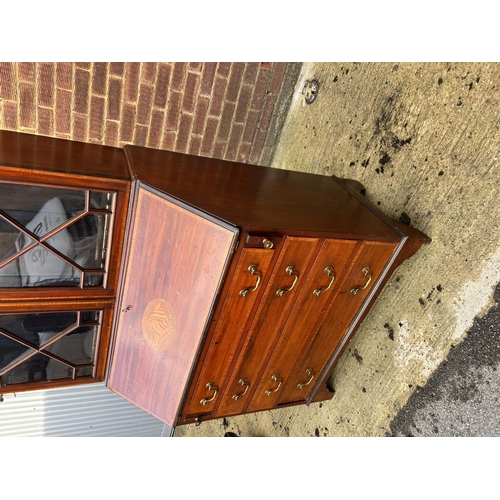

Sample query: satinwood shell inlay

[142,298,175,351]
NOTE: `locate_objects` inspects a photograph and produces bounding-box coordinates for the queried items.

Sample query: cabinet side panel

[107,187,237,426]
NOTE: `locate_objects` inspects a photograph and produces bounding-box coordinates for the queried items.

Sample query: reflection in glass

[44,326,96,365]
[0,333,34,372]
[2,353,72,385]
[0,183,114,289]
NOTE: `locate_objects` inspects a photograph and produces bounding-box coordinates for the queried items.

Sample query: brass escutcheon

[350,267,372,295]
[263,238,274,249]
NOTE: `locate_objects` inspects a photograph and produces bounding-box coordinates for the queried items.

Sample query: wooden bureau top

[0,130,131,180]
[125,145,400,240]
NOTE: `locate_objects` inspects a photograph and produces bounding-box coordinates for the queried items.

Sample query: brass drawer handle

[313,266,335,296]
[350,267,372,295]
[276,266,298,296]
[239,265,261,297]
[200,383,218,405]
[232,379,250,400]
[297,368,315,389]
[265,374,282,396]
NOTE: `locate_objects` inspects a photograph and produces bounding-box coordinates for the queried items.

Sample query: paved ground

[176,62,500,437]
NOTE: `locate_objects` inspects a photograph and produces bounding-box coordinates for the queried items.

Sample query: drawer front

[215,236,320,417]
[184,247,274,416]
[278,240,399,404]
[246,238,359,413]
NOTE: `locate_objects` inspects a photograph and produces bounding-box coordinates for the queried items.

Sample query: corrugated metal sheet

[0,383,172,437]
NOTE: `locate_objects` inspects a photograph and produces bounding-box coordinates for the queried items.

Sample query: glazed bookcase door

[0,301,114,394]
[0,182,117,292]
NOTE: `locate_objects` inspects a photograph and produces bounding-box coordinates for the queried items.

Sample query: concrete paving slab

[175,62,500,437]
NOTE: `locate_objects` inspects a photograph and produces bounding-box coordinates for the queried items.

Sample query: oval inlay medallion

[142,298,175,351]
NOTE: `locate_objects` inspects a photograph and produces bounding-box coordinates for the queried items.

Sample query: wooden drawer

[278,240,399,404]
[214,236,320,417]
[183,246,274,417]
[245,238,359,413]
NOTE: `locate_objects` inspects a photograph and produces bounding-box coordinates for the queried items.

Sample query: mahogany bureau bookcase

[0,130,430,429]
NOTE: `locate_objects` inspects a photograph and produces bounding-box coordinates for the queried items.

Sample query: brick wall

[0,62,301,166]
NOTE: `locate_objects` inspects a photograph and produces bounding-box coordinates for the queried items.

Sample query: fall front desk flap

[107,184,238,426]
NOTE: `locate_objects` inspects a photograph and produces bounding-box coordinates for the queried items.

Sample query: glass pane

[81,311,100,324]
[0,312,78,347]
[43,326,97,365]
[0,184,85,228]
[0,332,34,372]
[71,213,108,269]
[0,218,37,288]
[76,366,94,378]
[13,244,81,287]
[90,192,114,210]
[2,353,72,386]
[84,273,104,287]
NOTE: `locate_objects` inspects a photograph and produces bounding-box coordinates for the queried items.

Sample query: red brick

[19,82,35,128]
[134,124,148,146]
[171,62,187,91]
[104,120,119,146]
[18,63,35,81]
[216,63,231,77]
[251,67,271,110]
[141,62,157,83]
[3,101,18,130]
[109,63,125,76]
[89,96,105,141]
[237,142,251,163]
[225,63,245,102]
[175,113,192,153]
[212,141,226,159]
[75,68,90,114]
[0,63,15,100]
[257,93,277,131]
[120,103,136,143]
[161,130,176,151]
[55,133,70,140]
[216,101,235,140]
[248,128,267,164]
[200,117,218,155]
[92,62,107,96]
[38,107,53,136]
[147,109,164,149]
[37,62,54,107]
[72,113,88,142]
[242,109,259,142]
[124,62,140,102]
[181,72,199,113]
[234,85,252,123]
[154,63,171,108]
[189,62,202,71]
[261,63,275,69]
[192,96,209,135]
[137,83,153,125]
[224,123,243,161]
[188,135,201,155]
[56,62,72,90]
[200,62,217,96]
[107,78,122,120]
[55,89,71,134]
[75,62,91,69]
[268,63,287,94]
[166,91,181,130]
[243,63,259,85]
[208,77,227,116]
